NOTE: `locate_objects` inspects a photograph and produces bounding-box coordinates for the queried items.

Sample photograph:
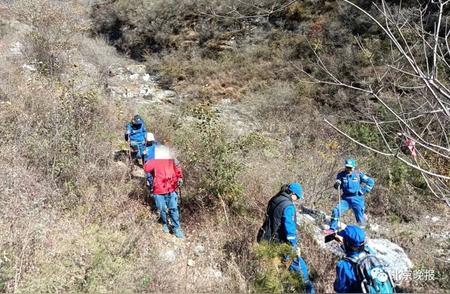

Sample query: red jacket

[144,158,183,195]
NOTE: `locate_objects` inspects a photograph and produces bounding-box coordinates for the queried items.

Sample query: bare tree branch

[324,119,450,179]
[324,118,396,156]
[307,1,450,203]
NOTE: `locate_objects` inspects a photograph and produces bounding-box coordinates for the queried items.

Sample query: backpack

[257,191,293,243]
[256,216,272,243]
[346,254,395,293]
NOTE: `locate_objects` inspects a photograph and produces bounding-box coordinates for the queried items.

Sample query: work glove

[146,180,153,192]
[335,234,344,243]
[177,179,184,187]
[334,179,342,189]
[359,186,371,196]
[146,179,153,189]
[296,247,301,257]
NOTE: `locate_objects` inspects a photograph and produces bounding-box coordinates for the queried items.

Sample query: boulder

[126,64,146,75]
[142,74,152,82]
[10,41,23,56]
[160,249,177,263]
[298,206,413,283]
[129,73,140,81]
[366,239,413,279]
[108,65,126,77]
[184,30,200,41]
[194,244,206,256]
[204,267,223,279]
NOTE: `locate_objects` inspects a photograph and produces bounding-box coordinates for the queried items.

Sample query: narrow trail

[107,64,233,292]
[2,2,448,292]
[93,38,450,294]
[106,60,427,290]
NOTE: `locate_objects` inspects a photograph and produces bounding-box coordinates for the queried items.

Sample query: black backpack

[257,191,293,243]
[256,218,271,242]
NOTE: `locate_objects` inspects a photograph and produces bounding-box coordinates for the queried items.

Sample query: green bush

[343,122,382,148]
[0,73,118,212]
[174,104,244,211]
[253,242,304,293]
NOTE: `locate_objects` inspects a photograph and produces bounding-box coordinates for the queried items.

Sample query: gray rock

[108,86,126,96]
[22,64,36,72]
[298,206,413,283]
[139,85,159,98]
[125,90,140,99]
[127,64,146,75]
[156,90,177,99]
[131,168,145,178]
[106,63,181,106]
[109,65,126,77]
[205,267,223,279]
[129,73,140,81]
[368,223,380,232]
[10,41,23,55]
[367,239,413,278]
[431,216,440,223]
[160,249,177,263]
[194,245,205,256]
[142,74,151,82]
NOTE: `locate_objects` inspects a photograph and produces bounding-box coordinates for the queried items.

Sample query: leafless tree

[301,0,450,206]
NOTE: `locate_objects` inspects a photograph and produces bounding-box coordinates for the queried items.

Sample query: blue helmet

[288,182,304,199]
[132,115,143,125]
[345,158,356,168]
[338,225,366,247]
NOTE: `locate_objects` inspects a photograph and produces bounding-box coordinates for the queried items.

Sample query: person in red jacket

[144,145,184,238]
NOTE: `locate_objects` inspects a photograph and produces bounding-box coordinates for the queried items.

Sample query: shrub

[173,104,244,212]
[13,0,88,75]
[0,254,13,292]
[253,242,304,293]
[90,0,299,59]
[343,122,382,149]
[19,224,136,292]
[1,79,112,190]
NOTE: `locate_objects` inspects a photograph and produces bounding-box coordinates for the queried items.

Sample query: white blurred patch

[155,144,176,160]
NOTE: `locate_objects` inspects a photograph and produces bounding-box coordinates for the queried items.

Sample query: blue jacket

[336,170,375,197]
[144,143,157,189]
[125,123,147,145]
[282,204,298,249]
[334,246,376,293]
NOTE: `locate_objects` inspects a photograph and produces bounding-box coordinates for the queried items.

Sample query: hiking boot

[162,224,170,233]
[323,229,335,235]
[174,229,184,239]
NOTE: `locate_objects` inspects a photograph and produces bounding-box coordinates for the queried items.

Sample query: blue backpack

[346,254,395,293]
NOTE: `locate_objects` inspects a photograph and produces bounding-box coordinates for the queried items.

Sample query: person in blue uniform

[258,183,316,293]
[324,159,375,234]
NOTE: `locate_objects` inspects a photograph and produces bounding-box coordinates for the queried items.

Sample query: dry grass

[1,0,448,292]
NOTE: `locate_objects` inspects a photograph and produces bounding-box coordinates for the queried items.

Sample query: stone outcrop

[107,64,177,104]
[298,206,413,283]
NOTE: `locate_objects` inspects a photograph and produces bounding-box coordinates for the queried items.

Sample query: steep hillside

[0,0,448,293]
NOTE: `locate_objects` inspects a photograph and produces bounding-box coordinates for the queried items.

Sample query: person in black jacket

[257,183,315,293]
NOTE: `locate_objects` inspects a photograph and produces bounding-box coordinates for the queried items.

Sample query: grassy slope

[0,0,448,293]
